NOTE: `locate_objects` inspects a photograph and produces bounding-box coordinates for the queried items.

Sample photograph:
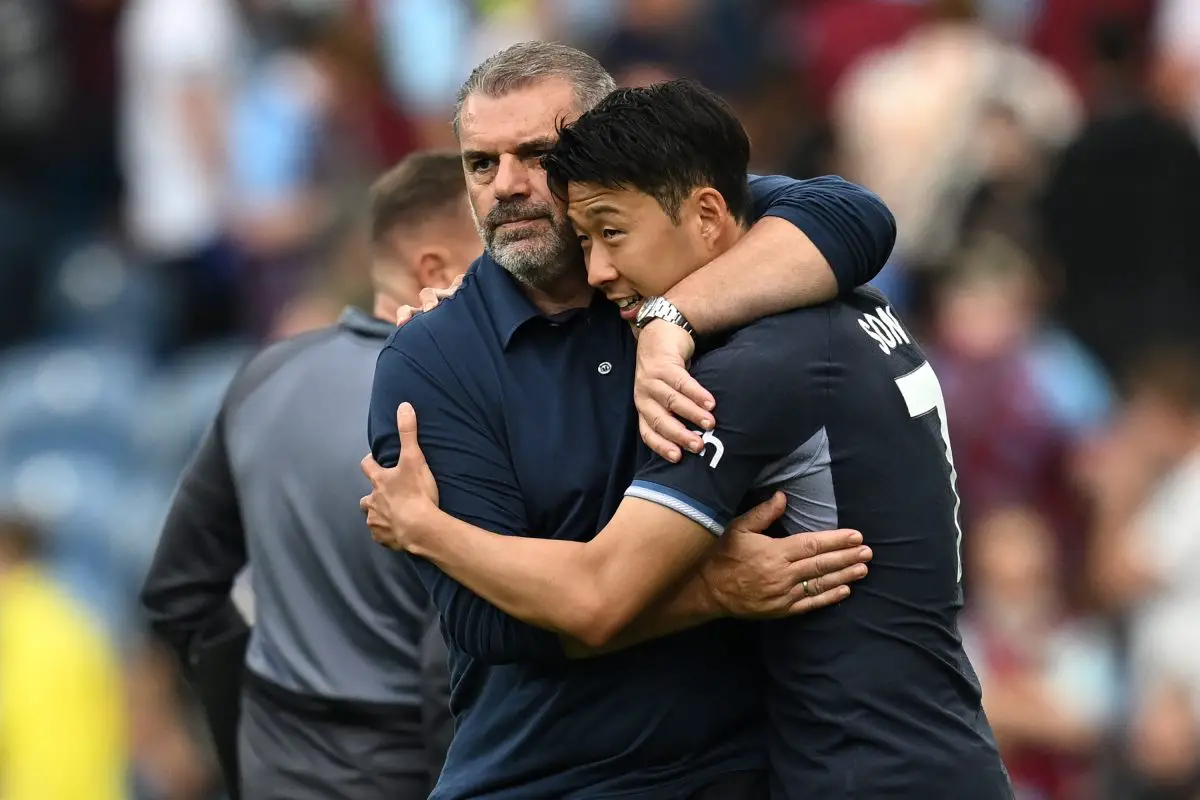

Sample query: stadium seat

[135,342,251,475]
[38,239,171,356]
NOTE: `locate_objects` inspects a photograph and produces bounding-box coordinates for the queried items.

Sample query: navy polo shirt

[368,175,896,800]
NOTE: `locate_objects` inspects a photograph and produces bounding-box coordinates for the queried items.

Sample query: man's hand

[635,319,716,462]
[359,403,441,550]
[395,274,465,326]
[701,492,870,617]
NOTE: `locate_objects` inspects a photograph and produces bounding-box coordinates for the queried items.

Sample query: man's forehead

[567,184,650,220]
[458,79,581,153]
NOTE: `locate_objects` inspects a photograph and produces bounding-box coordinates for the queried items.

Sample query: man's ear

[414,247,455,290]
[693,188,727,246]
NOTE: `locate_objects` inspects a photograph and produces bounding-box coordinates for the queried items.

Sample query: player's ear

[414,247,455,291]
[693,188,725,247]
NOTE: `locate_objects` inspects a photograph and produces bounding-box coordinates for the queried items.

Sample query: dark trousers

[238,677,430,800]
[687,770,769,800]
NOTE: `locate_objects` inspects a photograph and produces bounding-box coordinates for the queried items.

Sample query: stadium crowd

[1,0,1200,798]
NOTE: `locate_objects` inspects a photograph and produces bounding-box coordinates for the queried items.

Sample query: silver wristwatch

[634,296,694,336]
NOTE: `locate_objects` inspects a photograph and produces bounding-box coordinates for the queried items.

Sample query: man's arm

[366,319,863,650]
[635,175,895,459]
[670,175,895,334]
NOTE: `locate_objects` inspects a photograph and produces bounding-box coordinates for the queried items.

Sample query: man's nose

[586,246,619,289]
[493,154,530,201]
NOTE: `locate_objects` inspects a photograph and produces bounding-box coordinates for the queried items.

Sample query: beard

[472,199,581,290]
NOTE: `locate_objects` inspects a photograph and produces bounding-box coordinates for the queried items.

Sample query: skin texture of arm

[403,497,717,649]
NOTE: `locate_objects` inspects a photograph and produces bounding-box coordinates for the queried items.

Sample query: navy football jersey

[629,288,1012,799]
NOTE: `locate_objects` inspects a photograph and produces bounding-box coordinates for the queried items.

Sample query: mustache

[486,203,553,230]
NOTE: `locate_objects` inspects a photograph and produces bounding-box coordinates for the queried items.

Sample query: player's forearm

[561,572,721,658]
[408,501,712,648]
[666,217,837,334]
[408,511,602,639]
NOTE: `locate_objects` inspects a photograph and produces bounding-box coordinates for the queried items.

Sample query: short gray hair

[453,41,616,137]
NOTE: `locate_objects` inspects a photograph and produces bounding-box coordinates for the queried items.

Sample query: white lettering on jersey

[701,430,725,469]
[858,305,912,355]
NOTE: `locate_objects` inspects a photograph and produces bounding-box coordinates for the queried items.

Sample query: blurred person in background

[961,506,1118,800]
[1154,0,1200,141]
[141,149,476,800]
[119,0,249,352]
[1041,14,1200,376]
[0,514,127,800]
[928,231,1111,601]
[125,640,221,800]
[833,0,1080,272]
[227,0,392,341]
[374,0,550,149]
[1083,349,1200,799]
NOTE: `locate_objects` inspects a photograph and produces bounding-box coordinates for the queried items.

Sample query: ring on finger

[802,579,810,596]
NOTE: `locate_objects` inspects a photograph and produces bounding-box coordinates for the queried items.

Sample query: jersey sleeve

[369,335,567,665]
[747,174,897,293]
[629,314,829,534]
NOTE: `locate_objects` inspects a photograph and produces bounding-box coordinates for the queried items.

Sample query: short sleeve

[369,335,567,664]
[628,313,829,534]
[747,174,897,293]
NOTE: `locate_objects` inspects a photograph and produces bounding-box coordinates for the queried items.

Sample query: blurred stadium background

[2,0,1200,798]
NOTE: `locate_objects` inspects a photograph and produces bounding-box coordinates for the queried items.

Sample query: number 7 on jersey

[894,362,964,583]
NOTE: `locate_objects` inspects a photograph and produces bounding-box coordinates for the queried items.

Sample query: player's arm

[364,321,843,650]
[636,175,896,460]
[370,339,577,664]
[669,175,895,334]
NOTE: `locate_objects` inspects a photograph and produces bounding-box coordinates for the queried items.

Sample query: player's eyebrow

[583,203,622,218]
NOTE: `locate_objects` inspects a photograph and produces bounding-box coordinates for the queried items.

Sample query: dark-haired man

[363,79,1012,799]
[141,150,477,800]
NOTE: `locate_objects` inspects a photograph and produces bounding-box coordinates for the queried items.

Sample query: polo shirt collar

[474,252,587,349]
[337,306,395,340]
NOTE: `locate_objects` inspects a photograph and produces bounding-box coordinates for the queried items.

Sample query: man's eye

[601,229,621,240]
[469,159,494,173]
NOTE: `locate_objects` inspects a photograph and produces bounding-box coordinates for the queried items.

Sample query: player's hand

[359,403,441,550]
[395,274,465,326]
[634,318,715,463]
[701,493,870,618]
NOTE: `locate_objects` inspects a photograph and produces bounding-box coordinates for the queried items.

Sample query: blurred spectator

[0,514,128,800]
[1083,349,1200,796]
[1042,14,1200,376]
[1153,0,1200,139]
[0,0,67,347]
[1030,0,1155,104]
[961,506,1119,800]
[227,0,386,339]
[375,0,547,148]
[833,0,1080,268]
[929,231,1111,596]
[119,0,249,351]
[126,640,217,800]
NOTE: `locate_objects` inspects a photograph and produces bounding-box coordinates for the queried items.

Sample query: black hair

[543,79,752,224]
